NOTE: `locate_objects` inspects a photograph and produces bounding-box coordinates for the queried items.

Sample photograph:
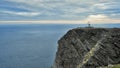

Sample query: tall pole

[88,21,91,27]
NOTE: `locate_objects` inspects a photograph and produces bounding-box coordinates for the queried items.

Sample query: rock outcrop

[52,27,120,68]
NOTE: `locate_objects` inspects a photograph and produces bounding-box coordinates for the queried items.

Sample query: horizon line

[0,20,120,24]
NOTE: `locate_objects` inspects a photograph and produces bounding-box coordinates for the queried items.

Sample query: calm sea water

[0,24,119,68]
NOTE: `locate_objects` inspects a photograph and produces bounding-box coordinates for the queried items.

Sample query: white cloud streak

[3,11,41,17]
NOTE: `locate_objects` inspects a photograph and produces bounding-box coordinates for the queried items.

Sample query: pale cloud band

[0,20,120,24]
[0,14,120,24]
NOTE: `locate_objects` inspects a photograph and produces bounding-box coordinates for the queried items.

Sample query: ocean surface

[0,24,120,68]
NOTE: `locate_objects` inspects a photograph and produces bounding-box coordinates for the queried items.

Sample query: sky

[0,0,120,24]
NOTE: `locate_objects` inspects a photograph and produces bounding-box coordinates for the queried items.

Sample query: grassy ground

[98,64,120,68]
[111,64,120,68]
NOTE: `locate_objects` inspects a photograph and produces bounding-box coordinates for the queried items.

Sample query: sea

[0,24,120,68]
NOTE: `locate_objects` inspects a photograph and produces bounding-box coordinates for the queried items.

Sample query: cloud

[86,14,108,21]
[86,14,107,23]
[0,0,120,23]
[83,14,120,23]
[2,11,41,17]
[92,3,108,10]
[8,0,63,9]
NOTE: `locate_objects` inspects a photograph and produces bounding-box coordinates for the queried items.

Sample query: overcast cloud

[0,0,120,23]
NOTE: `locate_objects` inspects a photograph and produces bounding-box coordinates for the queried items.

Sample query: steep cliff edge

[52,28,120,68]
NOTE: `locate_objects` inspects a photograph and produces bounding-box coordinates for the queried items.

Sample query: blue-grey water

[0,24,120,68]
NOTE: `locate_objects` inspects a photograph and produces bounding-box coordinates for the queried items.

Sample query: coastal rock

[52,28,120,68]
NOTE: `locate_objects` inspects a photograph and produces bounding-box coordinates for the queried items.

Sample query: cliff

[52,27,120,68]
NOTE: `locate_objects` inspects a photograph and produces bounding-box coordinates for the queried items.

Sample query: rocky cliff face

[52,28,120,68]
